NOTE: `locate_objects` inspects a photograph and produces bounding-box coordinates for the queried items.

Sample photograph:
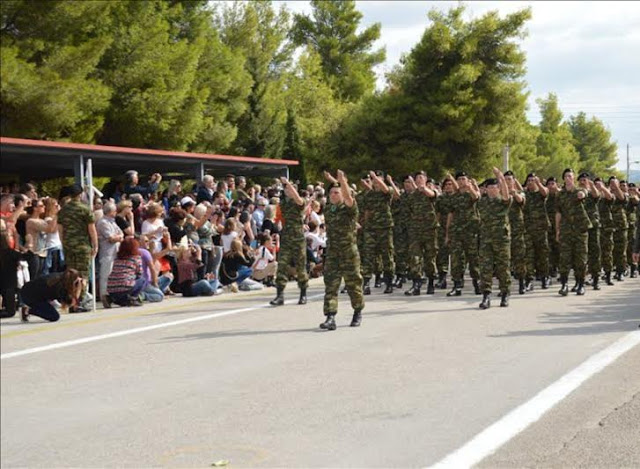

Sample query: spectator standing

[253,198,267,232]
[43,198,64,274]
[123,170,162,198]
[25,198,56,280]
[96,202,124,306]
[141,202,166,252]
[196,175,217,204]
[115,200,135,236]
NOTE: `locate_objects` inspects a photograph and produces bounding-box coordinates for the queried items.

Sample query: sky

[275,1,640,173]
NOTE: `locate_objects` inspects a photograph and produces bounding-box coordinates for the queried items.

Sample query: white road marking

[429,329,640,469]
[1,294,324,360]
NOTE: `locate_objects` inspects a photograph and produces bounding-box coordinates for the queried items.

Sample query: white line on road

[429,329,640,469]
[1,294,324,360]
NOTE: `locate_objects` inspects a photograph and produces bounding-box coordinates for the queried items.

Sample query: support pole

[196,162,205,183]
[86,158,97,313]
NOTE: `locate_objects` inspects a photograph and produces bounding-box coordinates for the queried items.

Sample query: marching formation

[271,168,640,330]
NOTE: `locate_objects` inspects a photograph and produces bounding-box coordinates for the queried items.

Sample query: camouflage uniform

[392,192,411,278]
[556,187,592,283]
[583,192,601,279]
[57,199,94,297]
[546,191,560,276]
[361,190,395,281]
[509,191,527,282]
[449,191,480,284]
[611,194,628,276]
[478,195,512,295]
[436,193,453,278]
[408,189,438,281]
[599,197,615,277]
[524,190,550,281]
[626,196,639,273]
[275,197,308,290]
[323,201,364,315]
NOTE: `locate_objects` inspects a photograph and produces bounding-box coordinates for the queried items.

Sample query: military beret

[629,182,636,188]
[414,170,427,178]
[578,172,590,180]
[620,179,627,184]
[593,177,603,183]
[374,170,385,178]
[526,172,536,180]
[455,171,468,180]
[403,174,413,182]
[546,176,557,184]
[607,176,618,183]
[68,184,83,197]
[361,173,371,180]
[562,168,574,179]
[485,178,498,186]
[503,170,514,177]
[427,177,435,184]
[327,182,341,190]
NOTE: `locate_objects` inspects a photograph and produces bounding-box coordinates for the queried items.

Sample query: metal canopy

[0,137,297,180]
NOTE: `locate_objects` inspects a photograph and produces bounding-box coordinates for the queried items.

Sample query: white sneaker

[230,284,239,293]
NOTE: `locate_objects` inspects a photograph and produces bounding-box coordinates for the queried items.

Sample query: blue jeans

[109,277,147,306]
[157,275,172,293]
[43,247,65,275]
[190,279,221,296]
[142,285,164,302]
[236,266,253,285]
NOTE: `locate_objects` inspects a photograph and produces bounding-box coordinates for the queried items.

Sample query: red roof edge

[0,137,299,166]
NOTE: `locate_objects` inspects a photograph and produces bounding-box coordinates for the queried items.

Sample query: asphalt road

[2,277,639,468]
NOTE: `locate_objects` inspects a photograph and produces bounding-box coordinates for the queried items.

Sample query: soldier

[594,177,615,285]
[57,184,98,312]
[504,171,527,294]
[436,178,454,289]
[608,176,628,281]
[270,177,308,306]
[446,171,481,296]
[556,168,592,296]
[356,175,372,293]
[523,173,550,289]
[361,171,395,294]
[578,173,602,290]
[320,170,364,331]
[389,175,411,288]
[624,182,639,277]
[546,177,561,281]
[478,168,512,309]
[404,171,439,296]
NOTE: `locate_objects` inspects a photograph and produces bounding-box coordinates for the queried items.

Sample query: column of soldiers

[270,168,639,329]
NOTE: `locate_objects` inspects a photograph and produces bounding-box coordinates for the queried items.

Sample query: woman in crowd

[220,239,254,292]
[138,235,169,303]
[195,203,223,280]
[115,199,135,236]
[20,269,84,322]
[141,202,165,252]
[175,245,221,297]
[162,179,183,212]
[221,218,239,254]
[42,197,64,274]
[251,232,277,286]
[25,198,56,280]
[105,237,145,307]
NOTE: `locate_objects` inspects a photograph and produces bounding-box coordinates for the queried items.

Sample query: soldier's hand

[386,174,394,184]
[556,231,560,243]
[492,167,502,177]
[577,191,586,200]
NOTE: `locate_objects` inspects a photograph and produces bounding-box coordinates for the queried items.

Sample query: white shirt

[142,218,165,253]
[221,231,238,253]
[305,231,326,251]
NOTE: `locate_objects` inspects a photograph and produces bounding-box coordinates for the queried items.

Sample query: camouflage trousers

[437,225,450,275]
[548,226,560,274]
[628,225,638,268]
[393,225,409,276]
[450,230,479,282]
[323,245,364,315]
[612,228,627,274]
[479,236,511,295]
[408,227,438,280]
[361,227,395,279]
[559,229,588,280]
[275,236,308,290]
[357,230,381,274]
[63,244,91,297]
[525,229,549,280]
[601,229,614,274]
[510,227,527,279]
[587,227,601,277]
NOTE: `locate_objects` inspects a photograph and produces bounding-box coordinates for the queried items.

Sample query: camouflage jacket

[408,189,438,229]
[449,191,480,234]
[556,187,592,233]
[57,199,94,251]
[280,197,305,241]
[523,190,550,232]
[325,201,359,257]
[478,195,512,241]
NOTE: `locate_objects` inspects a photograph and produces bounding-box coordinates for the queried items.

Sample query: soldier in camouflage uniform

[545,177,561,281]
[504,171,527,294]
[390,175,412,288]
[556,169,592,296]
[361,171,395,294]
[594,178,615,285]
[578,173,602,290]
[623,182,639,277]
[320,170,364,331]
[57,184,98,312]
[523,173,550,290]
[608,176,628,281]
[436,178,455,289]
[478,168,512,309]
[404,171,439,296]
[270,178,308,306]
[446,171,481,297]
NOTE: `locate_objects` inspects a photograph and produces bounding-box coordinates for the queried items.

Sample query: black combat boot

[393,275,405,289]
[447,280,462,297]
[426,277,435,295]
[350,309,362,327]
[541,276,549,289]
[593,275,600,290]
[525,278,534,292]
[404,280,417,296]
[500,293,510,307]
[298,287,307,305]
[576,280,585,296]
[270,287,285,306]
[631,265,638,278]
[472,278,481,295]
[518,278,526,295]
[383,275,394,294]
[614,270,624,282]
[374,274,382,288]
[559,276,569,296]
[604,271,614,286]
[320,314,336,330]
[363,278,371,295]
[435,272,447,289]
[479,292,491,309]
[570,280,579,292]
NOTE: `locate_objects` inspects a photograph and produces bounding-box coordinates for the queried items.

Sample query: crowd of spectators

[0,172,328,321]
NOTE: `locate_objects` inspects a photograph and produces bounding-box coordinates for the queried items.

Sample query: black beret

[427,177,435,184]
[361,173,371,180]
[402,174,413,182]
[503,170,514,177]
[562,168,574,179]
[455,171,467,179]
[485,178,498,186]
[374,170,385,178]
[68,184,83,197]
[414,170,427,178]
[546,177,557,184]
[608,176,618,183]
[327,182,341,191]
[578,172,590,180]
[594,177,603,183]
[629,182,636,188]
[526,172,536,180]
[620,180,627,184]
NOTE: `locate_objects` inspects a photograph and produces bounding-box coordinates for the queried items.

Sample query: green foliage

[568,112,618,178]
[290,0,385,102]
[282,109,306,185]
